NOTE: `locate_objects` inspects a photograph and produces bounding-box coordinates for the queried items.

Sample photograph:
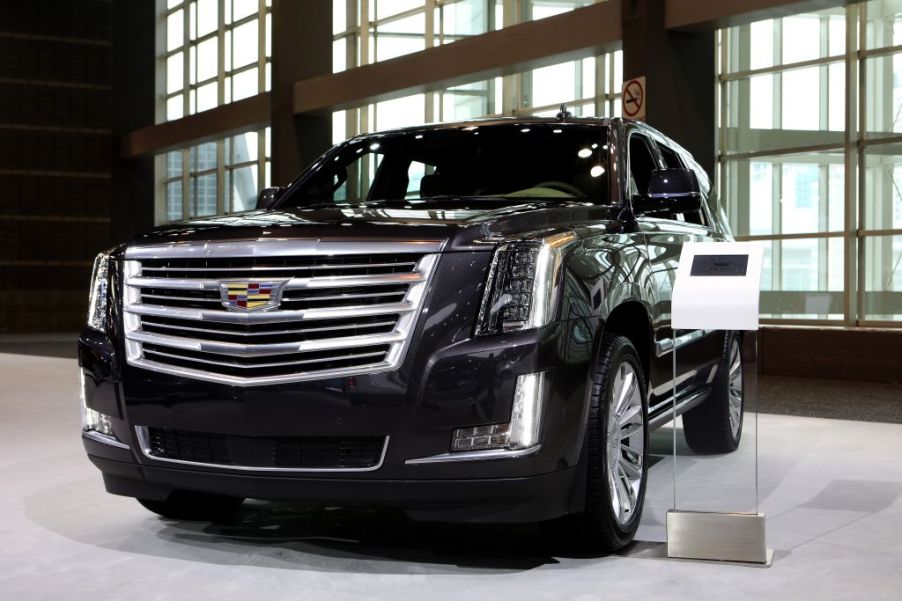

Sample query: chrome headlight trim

[475,232,577,336]
[87,251,111,333]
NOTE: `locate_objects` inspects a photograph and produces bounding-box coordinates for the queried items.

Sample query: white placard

[671,241,764,331]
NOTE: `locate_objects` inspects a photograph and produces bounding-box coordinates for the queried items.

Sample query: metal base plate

[667,510,771,565]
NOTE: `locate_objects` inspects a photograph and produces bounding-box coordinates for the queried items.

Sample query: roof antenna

[556,103,572,122]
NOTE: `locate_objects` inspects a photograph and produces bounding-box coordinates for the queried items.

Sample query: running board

[648,387,710,430]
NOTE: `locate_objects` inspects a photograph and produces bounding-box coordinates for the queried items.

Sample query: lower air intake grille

[140,427,387,471]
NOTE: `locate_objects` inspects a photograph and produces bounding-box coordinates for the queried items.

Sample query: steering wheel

[532,181,584,197]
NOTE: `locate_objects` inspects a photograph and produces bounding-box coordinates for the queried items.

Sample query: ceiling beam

[292,1,622,114]
[121,93,271,158]
[665,0,848,31]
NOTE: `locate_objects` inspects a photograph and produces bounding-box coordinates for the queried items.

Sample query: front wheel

[682,333,744,453]
[552,334,649,552]
[138,490,244,521]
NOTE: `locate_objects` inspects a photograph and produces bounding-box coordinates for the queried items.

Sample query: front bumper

[87,439,578,523]
[79,294,597,523]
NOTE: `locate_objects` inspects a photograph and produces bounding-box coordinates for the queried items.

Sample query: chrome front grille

[122,240,440,386]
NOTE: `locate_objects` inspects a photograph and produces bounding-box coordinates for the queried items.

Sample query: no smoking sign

[622,76,646,121]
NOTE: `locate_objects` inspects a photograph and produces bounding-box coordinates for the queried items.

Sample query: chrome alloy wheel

[728,339,743,439]
[606,362,645,526]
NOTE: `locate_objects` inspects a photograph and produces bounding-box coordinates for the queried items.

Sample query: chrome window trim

[134,426,390,473]
[124,239,445,259]
[405,444,542,465]
[83,430,130,450]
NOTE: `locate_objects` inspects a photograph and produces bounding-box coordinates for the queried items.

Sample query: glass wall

[156,0,273,223]
[158,128,271,223]
[332,0,620,143]
[161,0,272,122]
[718,0,902,324]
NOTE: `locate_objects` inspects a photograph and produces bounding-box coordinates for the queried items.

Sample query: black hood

[130,201,621,252]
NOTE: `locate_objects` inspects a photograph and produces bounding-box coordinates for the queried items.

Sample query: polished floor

[2,350,902,601]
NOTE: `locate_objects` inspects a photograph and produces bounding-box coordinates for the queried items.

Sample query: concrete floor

[2,351,902,601]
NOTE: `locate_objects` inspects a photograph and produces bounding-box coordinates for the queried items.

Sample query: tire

[552,334,649,552]
[137,490,244,521]
[682,332,744,454]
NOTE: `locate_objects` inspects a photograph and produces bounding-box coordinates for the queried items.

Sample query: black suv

[80,117,744,551]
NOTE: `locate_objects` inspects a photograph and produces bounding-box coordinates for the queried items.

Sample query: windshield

[278,123,610,208]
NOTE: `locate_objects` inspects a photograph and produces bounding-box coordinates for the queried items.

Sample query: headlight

[475,232,576,336]
[87,251,111,333]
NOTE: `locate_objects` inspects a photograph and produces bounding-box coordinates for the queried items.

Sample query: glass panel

[230,165,259,212]
[265,12,271,58]
[863,234,902,320]
[232,0,257,22]
[195,0,218,38]
[166,151,183,178]
[531,61,576,107]
[440,0,489,37]
[196,36,218,82]
[166,52,184,94]
[863,52,902,140]
[442,81,490,121]
[167,9,184,52]
[758,237,845,319]
[750,20,774,70]
[190,173,218,216]
[781,66,821,130]
[229,131,258,164]
[333,38,347,73]
[232,18,258,69]
[196,80,217,112]
[232,67,258,101]
[166,180,183,222]
[166,94,184,120]
[722,152,844,237]
[378,12,425,34]
[749,74,774,129]
[374,35,426,61]
[782,14,821,64]
[376,0,422,20]
[722,75,844,154]
[829,13,846,55]
[863,143,902,231]
[332,110,347,144]
[333,0,347,34]
[190,141,218,171]
[375,94,425,130]
[864,0,902,50]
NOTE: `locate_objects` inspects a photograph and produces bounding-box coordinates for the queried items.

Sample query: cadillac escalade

[79,116,745,551]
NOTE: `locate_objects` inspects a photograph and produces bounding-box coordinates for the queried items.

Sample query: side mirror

[256,186,286,210]
[633,168,702,215]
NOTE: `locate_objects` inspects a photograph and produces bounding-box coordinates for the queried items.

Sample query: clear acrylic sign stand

[667,241,772,565]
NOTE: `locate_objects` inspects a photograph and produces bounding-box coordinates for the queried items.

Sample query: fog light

[451,423,511,452]
[83,406,114,437]
[80,371,114,437]
[451,371,549,452]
